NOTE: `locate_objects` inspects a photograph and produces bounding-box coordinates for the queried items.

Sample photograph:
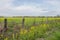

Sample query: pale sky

[0,0,60,16]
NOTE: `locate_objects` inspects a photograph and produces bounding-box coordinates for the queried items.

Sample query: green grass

[0,17,60,40]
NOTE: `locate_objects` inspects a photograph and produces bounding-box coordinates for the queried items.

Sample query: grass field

[0,17,60,40]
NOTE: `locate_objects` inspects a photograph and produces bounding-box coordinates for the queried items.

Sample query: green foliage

[0,17,60,40]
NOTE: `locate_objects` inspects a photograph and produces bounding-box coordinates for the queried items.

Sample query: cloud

[0,0,60,16]
[7,5,48,16]
[0,0,48,16]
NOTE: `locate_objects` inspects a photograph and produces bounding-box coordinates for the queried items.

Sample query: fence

[0,17,46,30]
[0,17,59,40]
[0,17,57,33]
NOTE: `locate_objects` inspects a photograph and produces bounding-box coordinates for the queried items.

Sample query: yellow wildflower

[20,29,24,34]
[43,24,47,27]
[20,29,28,34]
[1,34,3,37]
[31,26,35,30]
[4,37,8,40]
[12,33,14,39]
[24,30,28,34]
[16,33,18,38]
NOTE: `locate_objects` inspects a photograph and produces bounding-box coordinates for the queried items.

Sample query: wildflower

[31,26,35,30]
[24,30,28,34]
[43,24,47,27]
[1,34,3,37]
[20,29,28,34]
[20,29,24,34]
[16,33,18,38]
[12,33,14,39]
[4,37,8,40]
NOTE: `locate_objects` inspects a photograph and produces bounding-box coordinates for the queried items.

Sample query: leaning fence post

[4,18,7,32]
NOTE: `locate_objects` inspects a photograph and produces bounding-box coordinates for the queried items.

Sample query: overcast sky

[0,0,60,16]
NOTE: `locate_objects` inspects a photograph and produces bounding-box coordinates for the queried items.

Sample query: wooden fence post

[4,18,7,32]
[4,18,7,28]
[22,16,25,28]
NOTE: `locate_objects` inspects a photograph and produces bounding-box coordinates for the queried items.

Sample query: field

[0,17,60,40]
